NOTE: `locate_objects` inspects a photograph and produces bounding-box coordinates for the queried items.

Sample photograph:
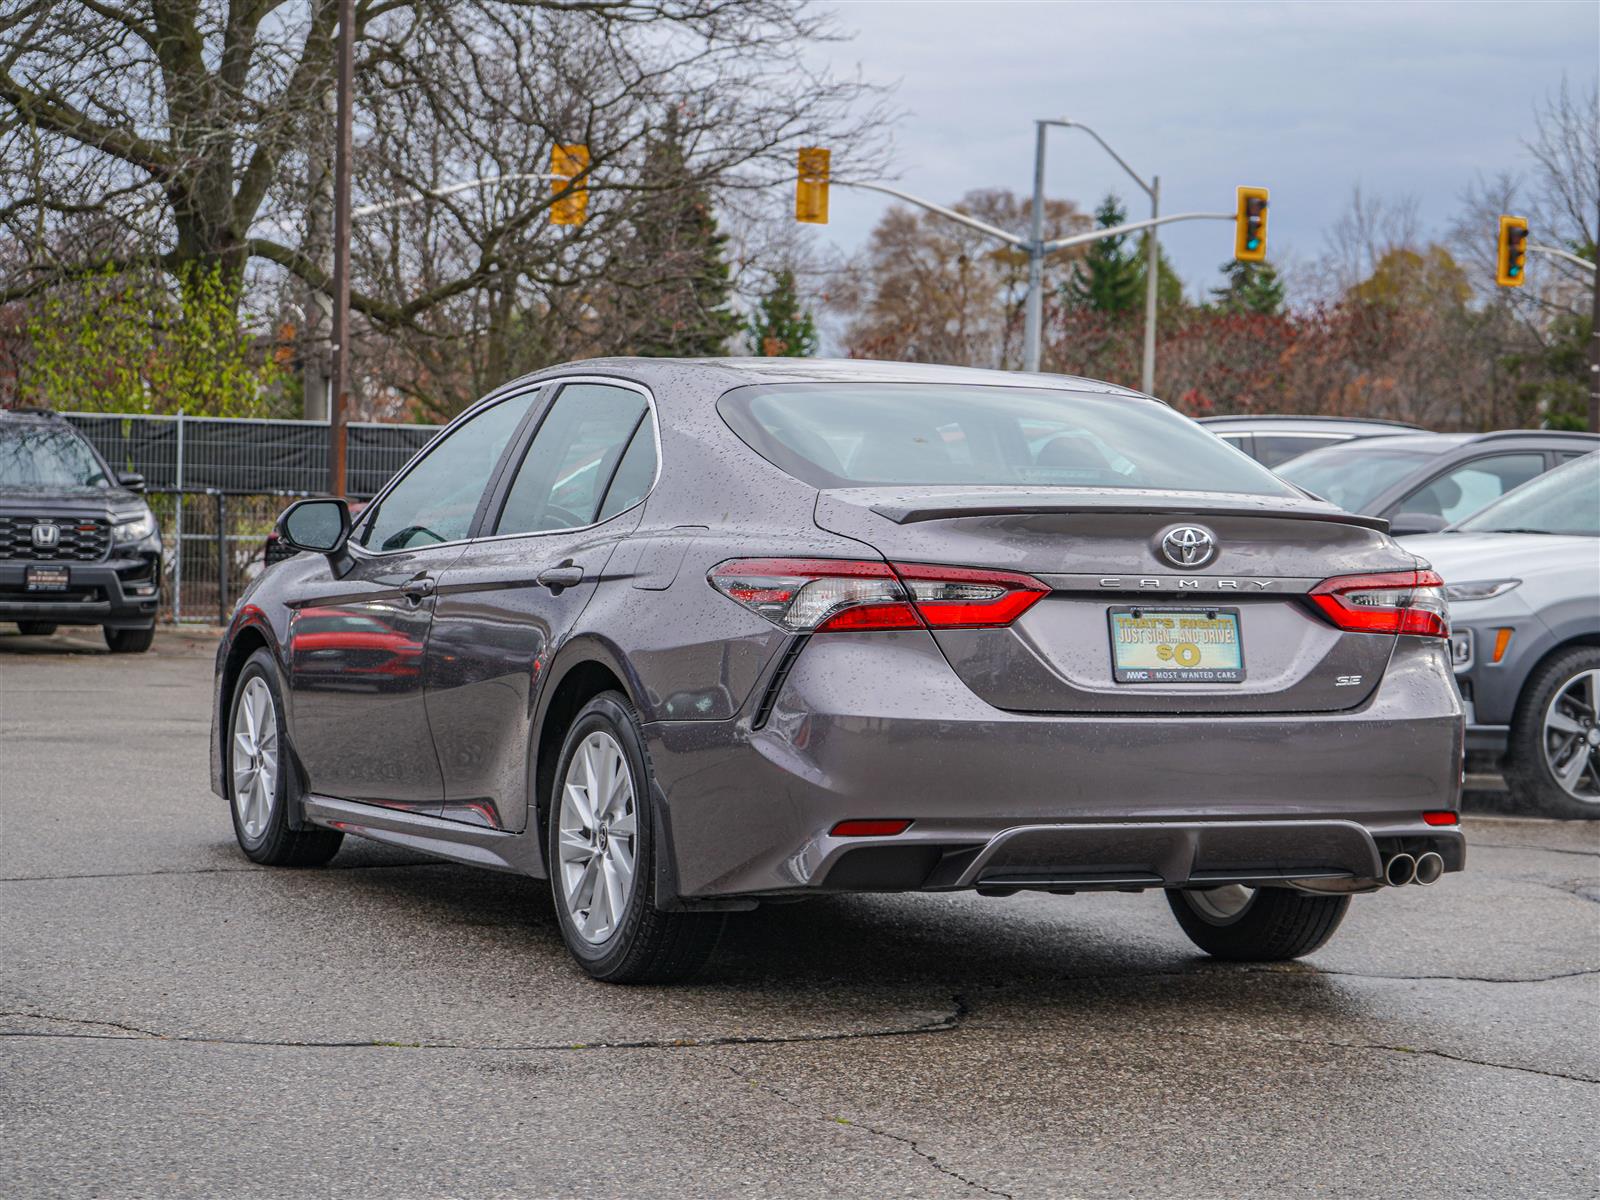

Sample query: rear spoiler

[836,488,1392,533]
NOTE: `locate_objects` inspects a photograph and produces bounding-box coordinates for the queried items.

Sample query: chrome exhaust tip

[1383,853,1417,887]
[1413,851,1444,886]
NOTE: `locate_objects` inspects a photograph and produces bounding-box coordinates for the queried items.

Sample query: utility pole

[1023,121,1050,374]
[327,0,353,497]
[302,49,335,422]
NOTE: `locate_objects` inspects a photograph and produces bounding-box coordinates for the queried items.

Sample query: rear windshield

[717,383,1296,497]
[1276,444,1443,512]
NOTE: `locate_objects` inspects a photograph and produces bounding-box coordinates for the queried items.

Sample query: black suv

[0,408,162,652]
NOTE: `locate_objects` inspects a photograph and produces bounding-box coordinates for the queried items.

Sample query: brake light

[708,559,1048,633]
[1308,570,1449,638]
[1422,811,1459,826]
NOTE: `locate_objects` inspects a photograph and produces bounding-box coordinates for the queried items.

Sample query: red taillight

[1308,570,1449,638]
[1422,811,1459,826]
[708,558,1048,633]
[830,819,912,837]
[893,562,1049,628]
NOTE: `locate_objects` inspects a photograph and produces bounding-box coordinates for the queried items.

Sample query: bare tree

[0,0,891,392]
[832,190,1087,369]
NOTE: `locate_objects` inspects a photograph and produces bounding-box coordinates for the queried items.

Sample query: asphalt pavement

[2,627,1597,1199]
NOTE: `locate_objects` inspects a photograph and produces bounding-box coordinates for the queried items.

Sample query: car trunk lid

[814,486,1411,714]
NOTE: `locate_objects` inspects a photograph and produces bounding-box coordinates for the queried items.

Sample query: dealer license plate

[1108,607,1244,683]
[25,565,70,592]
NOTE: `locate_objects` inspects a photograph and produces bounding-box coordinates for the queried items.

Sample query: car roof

[1294,429,1597,457]
[0,407,68,425]
[1197,415,1423,432]
[511,356,1153,399]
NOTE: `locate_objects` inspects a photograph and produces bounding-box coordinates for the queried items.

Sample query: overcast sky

[804,0,1597,303]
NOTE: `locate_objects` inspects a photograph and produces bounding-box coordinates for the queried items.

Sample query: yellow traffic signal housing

[1496,215,1529,287]
[551,144,589,226]
[1235,186,1269,261]
[796,147,830,225]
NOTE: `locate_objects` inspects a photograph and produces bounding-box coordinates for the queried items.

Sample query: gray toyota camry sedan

[211,359,1464,982]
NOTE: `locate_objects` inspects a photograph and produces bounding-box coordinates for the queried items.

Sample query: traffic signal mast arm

[827,178,1237,256]
[1529,242,1598,274]
[1039,210,1236,256]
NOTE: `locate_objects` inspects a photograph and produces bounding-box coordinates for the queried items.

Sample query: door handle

[536,563,585,592]
[399,575,436,602]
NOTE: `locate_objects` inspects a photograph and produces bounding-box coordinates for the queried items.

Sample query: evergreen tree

[622,119,741,357]
[1139,244,1189,312]
[745,269,819,356]
[1211,259,1286,314]
[1062,195,1143,314]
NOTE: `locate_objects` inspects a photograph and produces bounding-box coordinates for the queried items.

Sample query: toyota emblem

[1159,525,1216,568]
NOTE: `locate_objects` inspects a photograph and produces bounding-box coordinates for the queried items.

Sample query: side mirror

[1391,511,1447,536]
[279,497,352,555]
[118,471,146,494]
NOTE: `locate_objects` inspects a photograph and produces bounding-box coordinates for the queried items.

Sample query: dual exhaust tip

[1383,851,1444,887]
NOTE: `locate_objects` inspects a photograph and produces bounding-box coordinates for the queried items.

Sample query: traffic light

[551,143,589,226]
[796,147,830,225]
[1496,215,1529,287]
[1234,186,1268,261]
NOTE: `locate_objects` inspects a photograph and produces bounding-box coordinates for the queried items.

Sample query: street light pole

[1023,121,1050,374]
[327,0,354,498]
[1142,174,1160,395]
[1059,121,1160,394]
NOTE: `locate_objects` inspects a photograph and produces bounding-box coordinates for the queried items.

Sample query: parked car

[0,407,162,652]
[211,359,1465,982]
[1199,414,1423,467]
[1277,430,1598,534]
[1403,453,1600,818]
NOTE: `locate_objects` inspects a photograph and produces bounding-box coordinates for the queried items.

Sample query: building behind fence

[64,412,440,624]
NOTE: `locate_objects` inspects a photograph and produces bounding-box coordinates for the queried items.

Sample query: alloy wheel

[231,676,280,839]
[1184,883,1256,925]
[1543,667,1600,803]
[557,730,639,945]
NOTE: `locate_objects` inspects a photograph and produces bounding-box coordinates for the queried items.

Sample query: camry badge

[1159,525,1216,569]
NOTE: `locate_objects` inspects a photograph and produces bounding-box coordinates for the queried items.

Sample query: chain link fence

[64,412,440,624]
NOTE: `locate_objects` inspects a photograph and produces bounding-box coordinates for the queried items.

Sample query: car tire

[1166,885,1350,961]
[227,649,344,867]
[1505,646,1600,819]
[547,691,724,983]
[16,621,57,636]
[104,624,155,654]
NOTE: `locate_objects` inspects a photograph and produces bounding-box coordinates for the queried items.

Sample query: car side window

[494,384,650,535]
[596,418,658,522]
[1253,434,1340,468]
[1401,453,1545,525]
[360,391,537,552]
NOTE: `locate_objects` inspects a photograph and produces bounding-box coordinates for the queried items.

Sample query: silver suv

[1404,453,1600,817]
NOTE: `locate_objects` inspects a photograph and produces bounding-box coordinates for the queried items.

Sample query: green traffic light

[1509,264,1520,276]
[1247,238,1260,251]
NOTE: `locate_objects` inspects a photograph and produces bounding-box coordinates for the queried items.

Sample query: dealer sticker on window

[1108,607,1245,684]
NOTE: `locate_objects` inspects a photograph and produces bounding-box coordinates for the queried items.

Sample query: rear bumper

[645,630,1464,900]
[0,555,161,627]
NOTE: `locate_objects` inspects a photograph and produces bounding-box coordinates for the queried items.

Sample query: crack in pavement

[1274,1035,1600,1085]
[0,1003,966,1054]
[716,1001,1014,1200]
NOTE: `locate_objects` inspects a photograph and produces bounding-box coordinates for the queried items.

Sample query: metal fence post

[173,412,184,623]
[215,491,228,625]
